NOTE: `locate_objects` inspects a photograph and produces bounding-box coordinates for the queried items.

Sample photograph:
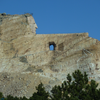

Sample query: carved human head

[27,16,38,34]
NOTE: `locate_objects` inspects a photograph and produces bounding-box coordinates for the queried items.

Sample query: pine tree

[5,95,15,100]
[0,92,4,100]
[20,96,28,100]
[50,70,100,100]
[29,82,50,100]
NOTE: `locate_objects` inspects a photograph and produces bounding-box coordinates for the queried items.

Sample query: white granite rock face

[0,13,100,98]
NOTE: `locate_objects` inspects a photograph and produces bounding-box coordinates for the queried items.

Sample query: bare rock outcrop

[0,13,100,98]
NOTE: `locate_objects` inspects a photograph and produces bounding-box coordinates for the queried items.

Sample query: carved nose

[35,23,38,29]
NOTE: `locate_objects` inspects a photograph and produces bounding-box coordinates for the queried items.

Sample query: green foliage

[29,82,50,100]
[3,95,28,100]
[0,92,4,99]
[1,69,100,100]
[50,70,100,100]
[20,96,28,100]
[5,95,15,100]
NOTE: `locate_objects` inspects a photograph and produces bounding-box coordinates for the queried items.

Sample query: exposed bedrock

[0,13,100,98]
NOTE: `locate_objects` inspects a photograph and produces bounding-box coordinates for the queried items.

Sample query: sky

[0,0,100,41]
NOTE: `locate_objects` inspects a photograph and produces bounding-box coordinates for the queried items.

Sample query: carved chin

[34,31,36,34]
[35,29,36,32]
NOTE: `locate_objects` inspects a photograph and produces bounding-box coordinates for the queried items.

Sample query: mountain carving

[0,13,100,98]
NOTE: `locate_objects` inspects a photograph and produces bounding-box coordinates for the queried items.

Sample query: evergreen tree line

[0,70,100,100]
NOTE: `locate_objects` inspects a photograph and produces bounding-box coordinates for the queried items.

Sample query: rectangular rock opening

[49,42,56,51]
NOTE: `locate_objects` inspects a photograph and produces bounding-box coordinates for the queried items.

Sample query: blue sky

[0,0,100,41]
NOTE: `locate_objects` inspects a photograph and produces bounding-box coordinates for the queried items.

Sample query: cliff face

[0,13,100,98]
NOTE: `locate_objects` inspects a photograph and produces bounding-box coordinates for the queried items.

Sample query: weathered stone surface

[0,13,100,98]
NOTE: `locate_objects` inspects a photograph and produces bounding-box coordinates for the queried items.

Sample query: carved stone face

[34,21,38,33]
[27,16,38,34]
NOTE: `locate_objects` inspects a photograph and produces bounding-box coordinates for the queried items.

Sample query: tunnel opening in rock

[49,42,56,51]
